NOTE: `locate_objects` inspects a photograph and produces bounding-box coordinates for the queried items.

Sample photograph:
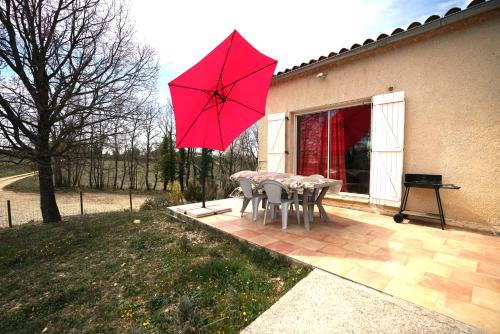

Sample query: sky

[129,0,470,103]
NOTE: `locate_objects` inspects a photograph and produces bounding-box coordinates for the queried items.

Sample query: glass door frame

[293,100,372,198]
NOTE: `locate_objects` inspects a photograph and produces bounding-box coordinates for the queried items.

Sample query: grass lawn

[0,162,34,178]
[0,210,310,333]
[4,175,160,195]
[2,174,40,192]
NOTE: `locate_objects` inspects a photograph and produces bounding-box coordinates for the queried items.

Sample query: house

[258,0,500,233]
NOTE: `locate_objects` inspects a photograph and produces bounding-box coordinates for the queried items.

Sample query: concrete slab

[174,201,232,218]
[242,269,482,334]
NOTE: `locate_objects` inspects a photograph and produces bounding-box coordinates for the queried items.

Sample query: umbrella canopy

[169,30,277,151]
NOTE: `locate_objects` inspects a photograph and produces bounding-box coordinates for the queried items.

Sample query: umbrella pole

[201,148,208,208]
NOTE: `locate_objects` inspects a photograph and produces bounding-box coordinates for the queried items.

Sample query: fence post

[80,191,83,215]
[129,189,133,212]
[7,200,12,228]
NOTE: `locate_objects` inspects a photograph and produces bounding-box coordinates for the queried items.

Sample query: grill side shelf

[441,184,460,189]
[400,210,441,220]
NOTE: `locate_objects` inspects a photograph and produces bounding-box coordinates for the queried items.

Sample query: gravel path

[242,269,482,334]
[0,173,150,226]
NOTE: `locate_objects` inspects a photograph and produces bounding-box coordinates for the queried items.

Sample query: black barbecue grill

[393,173,460,229]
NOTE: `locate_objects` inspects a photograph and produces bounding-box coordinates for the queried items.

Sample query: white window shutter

[267,112,286,172]
[369,91,405,207]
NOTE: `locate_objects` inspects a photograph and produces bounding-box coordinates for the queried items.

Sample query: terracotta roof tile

[468,0,485,8]
[274,0,491,79]
[407,21,422,29]
[425,15,441,23]
[391,27,405,35]
[376,33,389,40]
[445,7,462,16]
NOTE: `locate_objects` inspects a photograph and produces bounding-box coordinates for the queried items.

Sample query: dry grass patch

[0,210,309,333]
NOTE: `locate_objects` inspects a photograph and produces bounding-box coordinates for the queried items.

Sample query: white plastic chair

[260,180,300,229]
[237,177,266,221]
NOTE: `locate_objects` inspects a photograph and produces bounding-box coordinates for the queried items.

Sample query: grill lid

[404,173,442,184]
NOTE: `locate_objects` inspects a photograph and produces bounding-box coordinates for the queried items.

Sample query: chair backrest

[237,177,254,199]
[260,180,288,204]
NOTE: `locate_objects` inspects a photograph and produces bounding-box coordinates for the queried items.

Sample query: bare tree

[0,0,158,222]
[111,121,123,189]
[143,103,161,190]
[126,112,142,190]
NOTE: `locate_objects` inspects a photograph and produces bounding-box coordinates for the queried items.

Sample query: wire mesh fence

[0,190,152,228]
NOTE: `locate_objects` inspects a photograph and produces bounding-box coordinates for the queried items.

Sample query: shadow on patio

[167,198,500,333]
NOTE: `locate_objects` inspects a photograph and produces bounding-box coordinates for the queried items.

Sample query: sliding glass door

[297,104,371,195]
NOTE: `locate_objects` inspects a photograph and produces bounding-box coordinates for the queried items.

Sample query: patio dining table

[230,171,342,230]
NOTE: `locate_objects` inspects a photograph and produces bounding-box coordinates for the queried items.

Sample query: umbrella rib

[201,103,218,113]
[177,95,216,147]
[169,83,211,95]
[224,82,237,98]
[221,61,277,90]
[225,97,264,115]
[217,31,236,89]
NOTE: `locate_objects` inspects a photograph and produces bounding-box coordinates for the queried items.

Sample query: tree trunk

[201,148,209,207]
[113,126,119,189]
[153,163,159,190]
[120,157,127,190]
[145,137,150,190]
[113,152,119,189]
[38,156,61,223]
[53,157,63,187]
[185,148,192,188]
[135,162,138,189]
[89,145,93,189]
[66,160,72,187]
[229,148,235,177]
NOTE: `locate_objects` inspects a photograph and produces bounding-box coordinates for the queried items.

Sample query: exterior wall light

[316,72,328,79]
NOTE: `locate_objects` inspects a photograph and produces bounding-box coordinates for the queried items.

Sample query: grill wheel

[393,213,404,223]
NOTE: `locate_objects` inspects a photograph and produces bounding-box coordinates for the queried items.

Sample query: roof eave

[272,0,500,82]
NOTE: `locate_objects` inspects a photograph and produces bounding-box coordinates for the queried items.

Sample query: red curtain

[341,105,371,150]
[330,110,347,190]
[330,105,371,192]
[297,113,328,177]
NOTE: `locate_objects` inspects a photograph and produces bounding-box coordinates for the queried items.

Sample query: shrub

[168,182,184,204]
[140,182,184,211]
[176,295,202,334]
[208,247,222,258]
[140,195,171,211]
[183,180,219,203]
[223,180,238,198]
[205,179,218,201]
[178,234,189,251]
[183,182,202,202]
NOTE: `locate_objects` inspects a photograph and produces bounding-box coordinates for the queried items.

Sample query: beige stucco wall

[258,12,500,231]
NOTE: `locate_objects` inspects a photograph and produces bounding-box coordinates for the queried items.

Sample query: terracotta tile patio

[168,198,500,333]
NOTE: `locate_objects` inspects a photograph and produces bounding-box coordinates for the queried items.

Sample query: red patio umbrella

[168,30,277,206]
